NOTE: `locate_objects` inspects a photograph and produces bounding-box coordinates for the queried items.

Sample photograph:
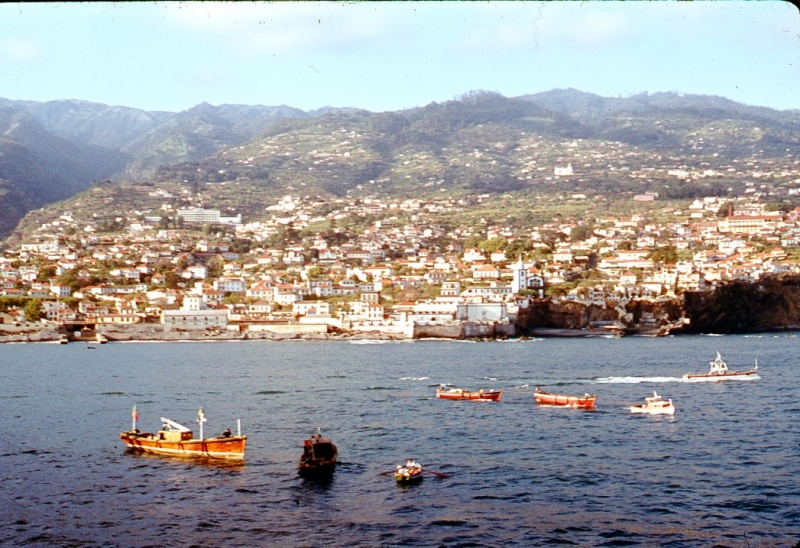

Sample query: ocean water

[1,335,798,547]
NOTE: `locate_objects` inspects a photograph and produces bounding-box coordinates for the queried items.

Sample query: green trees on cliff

[683,275,800,333]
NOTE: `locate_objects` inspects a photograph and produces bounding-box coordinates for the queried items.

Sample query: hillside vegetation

[1,89,799,243]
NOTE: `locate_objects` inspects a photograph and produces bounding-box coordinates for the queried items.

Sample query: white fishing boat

[630,391,675,415]
[683,352,759,381]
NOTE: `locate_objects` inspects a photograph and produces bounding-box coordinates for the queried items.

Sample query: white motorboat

[683,351,759,381]
[630,391,675,415]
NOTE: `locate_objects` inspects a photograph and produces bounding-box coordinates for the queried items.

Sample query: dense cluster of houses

[2,190,800,336]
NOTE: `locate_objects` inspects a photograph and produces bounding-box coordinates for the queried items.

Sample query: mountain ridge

[1,89,798,243]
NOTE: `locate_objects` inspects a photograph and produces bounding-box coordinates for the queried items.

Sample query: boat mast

[197,408,206,440]
[131,404,138,431]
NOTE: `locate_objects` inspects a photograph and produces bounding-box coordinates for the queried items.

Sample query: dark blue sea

[1,335,798,547]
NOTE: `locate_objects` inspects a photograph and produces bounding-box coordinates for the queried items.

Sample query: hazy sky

[1,1,798,113]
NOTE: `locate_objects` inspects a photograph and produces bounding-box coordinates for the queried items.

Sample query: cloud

[1,38,38,61]
[162,2,391,56]
[562,11,633,48]
[449,3,636,54]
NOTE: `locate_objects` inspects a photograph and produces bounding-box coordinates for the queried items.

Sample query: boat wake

[397,376,430,381]
[593,376,684,384]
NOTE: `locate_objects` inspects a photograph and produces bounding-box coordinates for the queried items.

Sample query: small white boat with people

[630,391,675,415]
[682,351,759,381]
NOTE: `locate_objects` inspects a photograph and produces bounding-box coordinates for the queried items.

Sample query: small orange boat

[436,385,502,402]
[120,407,246,460]
[533,387,597,409]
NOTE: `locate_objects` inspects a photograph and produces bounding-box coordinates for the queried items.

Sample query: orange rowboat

[533,387,597,409]
[436,386,502,402]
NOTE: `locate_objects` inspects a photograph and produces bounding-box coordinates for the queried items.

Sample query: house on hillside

[472,264,500,280]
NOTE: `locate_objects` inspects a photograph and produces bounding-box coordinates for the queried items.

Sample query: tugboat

[298,428,338,477]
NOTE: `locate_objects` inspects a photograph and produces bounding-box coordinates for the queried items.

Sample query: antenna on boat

[237,418,241,437]
[197,408,207,440]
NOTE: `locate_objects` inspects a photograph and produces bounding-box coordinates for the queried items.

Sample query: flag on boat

[131,405,138,421]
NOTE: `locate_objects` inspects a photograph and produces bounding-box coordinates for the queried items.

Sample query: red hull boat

[533,388,597,409]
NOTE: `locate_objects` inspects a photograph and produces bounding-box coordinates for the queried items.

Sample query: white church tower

[512,256,527,294]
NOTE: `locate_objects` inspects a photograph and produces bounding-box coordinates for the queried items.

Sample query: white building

[456,302,508,322]
[554,164,573,176]
[177,207,241,225]
[162,309,228,329]
[213,277,247,293]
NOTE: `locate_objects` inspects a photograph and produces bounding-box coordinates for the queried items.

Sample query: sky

[0,1,798,114]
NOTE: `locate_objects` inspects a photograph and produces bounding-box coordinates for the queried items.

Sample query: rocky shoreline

[3,322,798,344]
[0,323,624,343]
[0,324,408,344]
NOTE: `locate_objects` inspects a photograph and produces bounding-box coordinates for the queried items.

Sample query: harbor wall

[413,322,516,339]
[240,324,327,335]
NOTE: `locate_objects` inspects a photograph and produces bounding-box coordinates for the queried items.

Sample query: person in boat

[222,428,232,438]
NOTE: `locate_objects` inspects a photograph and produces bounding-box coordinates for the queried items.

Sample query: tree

[478,237,507,254]
[57,268,82,292]
[36,265,57,282]
[506,240,532,260]
[24,299,43,322]
[648,245,679,265]
[570,223,595,242]
[307,266,324,280]
[464,235,483,249]
[164,270,180,289]
[716,202,733,218]
[764,201,796,214]
[206,257,224,279]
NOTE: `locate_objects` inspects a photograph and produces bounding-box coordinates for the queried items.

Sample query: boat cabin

[708,352,728,374]
[304,439,336,461]
[158,417,193,441]
[159,429,193,442]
